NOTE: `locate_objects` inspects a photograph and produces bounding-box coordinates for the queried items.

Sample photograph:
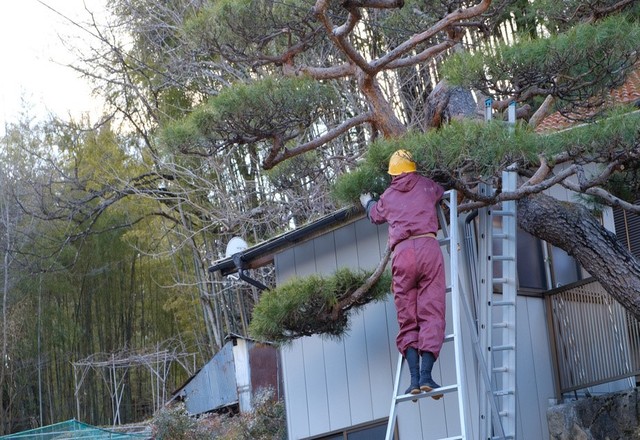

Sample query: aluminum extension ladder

[474,171,518,439]
[477,100,518,439]
[384,189,469,440]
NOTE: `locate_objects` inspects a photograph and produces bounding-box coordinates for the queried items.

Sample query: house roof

[208,206,362,275]
[535,67,640,133]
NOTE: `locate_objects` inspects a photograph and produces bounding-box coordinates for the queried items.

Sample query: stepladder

[384,189,470,440]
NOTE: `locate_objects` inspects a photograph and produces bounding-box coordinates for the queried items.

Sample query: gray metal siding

[276,217,555,440]
[277,218,392,438]
[180,341,238,415]
[516,296,555,439]
[334,222,360,269]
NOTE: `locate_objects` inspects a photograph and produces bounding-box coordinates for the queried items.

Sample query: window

[311,420,393,440]
[548,245,582,288]
[347,423,387,440]
[613,206,640,258]
[516,229,548,290]
[516,228,582,291]
[468,211,583,293]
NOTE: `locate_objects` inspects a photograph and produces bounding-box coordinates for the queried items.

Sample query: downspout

[232,253,269,291]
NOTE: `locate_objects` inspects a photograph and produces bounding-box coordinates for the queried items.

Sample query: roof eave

[208,206,362,275]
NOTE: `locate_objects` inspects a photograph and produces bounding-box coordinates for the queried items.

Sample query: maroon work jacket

[368,172,444,250]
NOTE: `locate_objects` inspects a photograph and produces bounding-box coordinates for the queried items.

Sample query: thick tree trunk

[424,80,479,128]
[358,73,406,137]
[517,193,640,319]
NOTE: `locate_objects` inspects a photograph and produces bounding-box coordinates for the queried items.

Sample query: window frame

[305,419,396,440]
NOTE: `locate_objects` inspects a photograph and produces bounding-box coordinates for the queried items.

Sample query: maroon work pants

[391,236,446,358]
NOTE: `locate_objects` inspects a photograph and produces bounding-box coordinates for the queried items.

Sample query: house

[207,73,640,439]
[208,175,640,439]
[534,67,640,134]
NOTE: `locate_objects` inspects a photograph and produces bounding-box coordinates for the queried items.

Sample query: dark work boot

[420,351,443,400]
[404,347,421,396]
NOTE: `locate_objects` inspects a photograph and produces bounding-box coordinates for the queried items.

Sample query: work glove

[359,193,373,209]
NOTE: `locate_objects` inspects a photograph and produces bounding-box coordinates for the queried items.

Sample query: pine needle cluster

[249,268,392,344]
[333,109,640,205]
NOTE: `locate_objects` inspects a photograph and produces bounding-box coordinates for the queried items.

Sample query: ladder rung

[492,366,509,373]
[436,436,464,440]
[445,286,452,294]
[492,255,515,261]
[492,344,515,352]
[492,278,508,285]
[394,384,458,403]
[492,300,515,306]
[499,410,509,417]
[438,237,450,246]
[493,322,508,328]
[444,333,454,342]
[493,233,509,239]
[492,436,515,440]
[493,389,515,397]
[492,210,515,217]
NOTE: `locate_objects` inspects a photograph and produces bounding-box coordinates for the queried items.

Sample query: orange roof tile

[535,68,640,133]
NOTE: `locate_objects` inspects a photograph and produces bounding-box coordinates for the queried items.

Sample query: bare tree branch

[263,112,374,169]
[370,0,493,72]
[386,38,458,70]
[283,61,356,80]
[314,0,374,74]
[529,95,556,129]
[331,245,392,320]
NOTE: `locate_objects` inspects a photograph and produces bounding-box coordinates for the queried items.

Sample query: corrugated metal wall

[547,280,639,394]
[180,341,238,414]
[275,216,556,440]
[178,339,281,415]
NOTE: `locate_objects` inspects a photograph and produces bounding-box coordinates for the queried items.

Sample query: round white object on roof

[225,237,248,258]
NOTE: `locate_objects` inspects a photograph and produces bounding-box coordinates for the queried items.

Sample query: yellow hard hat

[388,149,417,175]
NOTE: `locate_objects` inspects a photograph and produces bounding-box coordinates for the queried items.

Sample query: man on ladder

[360,149,445,399]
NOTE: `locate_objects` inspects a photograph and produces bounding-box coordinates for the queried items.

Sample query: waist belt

[393,233,437,251]
[407,233,436,240]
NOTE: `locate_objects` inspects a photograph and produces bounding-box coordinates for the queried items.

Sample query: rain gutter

[208,206,361,287]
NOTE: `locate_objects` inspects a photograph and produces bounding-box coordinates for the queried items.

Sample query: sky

[0,0,107,130]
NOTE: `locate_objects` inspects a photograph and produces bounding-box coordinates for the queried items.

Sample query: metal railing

[546,279,640,395]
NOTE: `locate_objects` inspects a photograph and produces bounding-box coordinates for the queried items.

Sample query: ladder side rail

[463,211,494,439]
[450,190,470,439]
[437,198,452,255]
[458,270,508,439]
[462,212,480,315]
[477,184,494,440]
[385,354,405,440]
[497,170,518,437]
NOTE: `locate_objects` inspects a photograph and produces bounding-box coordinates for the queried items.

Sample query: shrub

[151,388,286,440]
[151,403,210,440]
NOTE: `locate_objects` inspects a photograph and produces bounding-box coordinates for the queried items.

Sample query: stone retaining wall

[547,389,640,439]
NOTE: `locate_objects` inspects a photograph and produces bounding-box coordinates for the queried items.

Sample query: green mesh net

[0,419,149,439]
